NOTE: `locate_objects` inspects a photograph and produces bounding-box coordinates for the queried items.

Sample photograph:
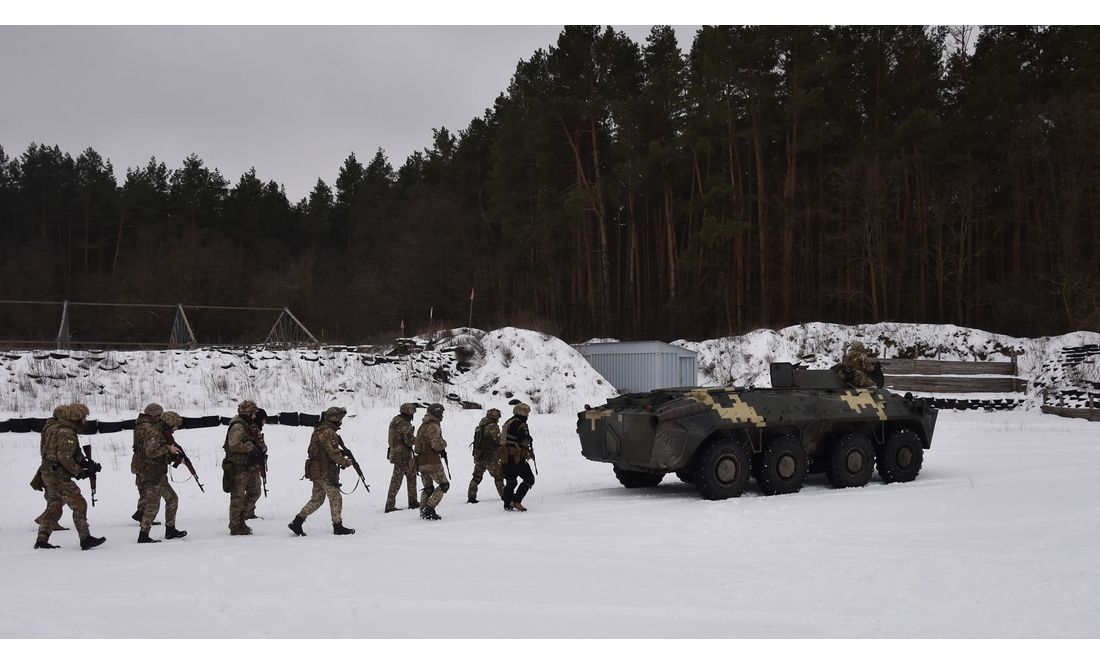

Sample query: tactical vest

[305,423,335,481]
[472,418,498,452]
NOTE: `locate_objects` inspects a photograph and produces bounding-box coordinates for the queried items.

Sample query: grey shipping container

[572,341,697,393]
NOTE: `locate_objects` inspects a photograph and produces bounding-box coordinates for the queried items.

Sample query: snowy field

[2,407,1098,640]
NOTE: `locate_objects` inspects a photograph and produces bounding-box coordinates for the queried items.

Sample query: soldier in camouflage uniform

[32,406,68,532]
[34,403,106,551]
[221,400,268,535]
[131,403,164,526]
[384,403,420,513]
[501,403,536,512]
[414,403,449,521]
[838,341,880,389]
[288,406,356,536]
[467,408,504,503]
[136,411,188,543]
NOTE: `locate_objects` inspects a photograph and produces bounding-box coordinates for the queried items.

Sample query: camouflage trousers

[134,473,149,513]
[418,463,449,510]
[297,478,343,523]
[139,473,178,531]
[502,459,535,507]
[228,468,263,530]
[386,457,418,509]
[37,468,90,541]
[468,449,504,501]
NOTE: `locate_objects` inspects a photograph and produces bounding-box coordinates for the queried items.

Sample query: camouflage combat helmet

[52,404,66,419]
[513,403,531,416]
[59,403,88,422]
[849,341,868,354]
[399,403,418,415]
[487,408,502,420]
[238,400,259,416]
[161,411,183,430]
[426,403,445,418]
[323,406,347,423]
[144,403,164,417]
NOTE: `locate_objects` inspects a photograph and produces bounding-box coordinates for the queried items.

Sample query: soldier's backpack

[471,420,494,452]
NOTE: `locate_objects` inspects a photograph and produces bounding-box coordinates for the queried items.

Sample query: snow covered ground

[1,406,1098,639]
[1,323,1099,643]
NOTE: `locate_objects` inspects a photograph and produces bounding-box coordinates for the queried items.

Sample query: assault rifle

[248,429,268,497]
[440,449,451,479]
[81,444,99,506]
[164,429,205,493]
[336,435,370,493]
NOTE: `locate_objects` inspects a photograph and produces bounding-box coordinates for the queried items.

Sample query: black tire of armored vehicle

[876,429,924,483]
[825,431,875,489]
[675,470,693,484]
[613,467,666,488]
[757,435,809,496]
[692,438,751,500]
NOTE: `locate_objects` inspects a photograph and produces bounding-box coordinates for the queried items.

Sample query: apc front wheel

[877,429,924,483]
[693,438,751,500]
[826,432,875,488]
[757,435,808,496]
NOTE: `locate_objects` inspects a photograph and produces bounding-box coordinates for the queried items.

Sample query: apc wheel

[826,432,875,488]
[876,429,924,483]
[693,438,751,500]
[613,468,665,489]
[675,470,694,484]
[757,435,808,496]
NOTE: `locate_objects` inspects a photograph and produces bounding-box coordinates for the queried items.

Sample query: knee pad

[438,481,450,493]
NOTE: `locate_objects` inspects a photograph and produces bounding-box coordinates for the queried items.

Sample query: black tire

[675,470,693,484]
[613,467,665,489]
[757,435,808,496]
[693,438,751,500]
[826,432,875,488]
[876,429,924,483]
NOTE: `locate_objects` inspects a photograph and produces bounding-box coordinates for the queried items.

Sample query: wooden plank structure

[878,357,1023,393]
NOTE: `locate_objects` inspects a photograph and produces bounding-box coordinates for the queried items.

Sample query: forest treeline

[2,25,1099,346]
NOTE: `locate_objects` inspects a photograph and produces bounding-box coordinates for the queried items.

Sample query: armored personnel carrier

[576,362,937,500]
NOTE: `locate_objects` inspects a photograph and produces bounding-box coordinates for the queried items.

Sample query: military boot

[288,515,306,536]
[384,506,400,514]
[80,535,106,551]
[34,539,59,550]
[420,505,441,521]
[333,522,355,535]
[132,510,160,526]
[408,500,420,510]
[165,526,187,540]
[512,502,527,512]
[229,524,252,536]
[138,530,161,543]
[467,497,479,504]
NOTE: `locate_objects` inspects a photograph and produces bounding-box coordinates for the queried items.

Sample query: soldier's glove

[439,450,448,462]
[89,461,102,475]
[247,447,268,467]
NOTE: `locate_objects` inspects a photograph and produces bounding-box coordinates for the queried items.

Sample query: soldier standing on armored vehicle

[500,403,536,512]
[221,400,267,536]
[136,411,188,543]
[837,341,881,389]
[34,403,106,551]
[467,407,504,504]
[131,403,164,526]
[384,403,420,513]
[414,403,449,521]
[288,407,355,536]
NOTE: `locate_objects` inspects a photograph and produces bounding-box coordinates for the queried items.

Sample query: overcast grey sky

[0,26,699,202]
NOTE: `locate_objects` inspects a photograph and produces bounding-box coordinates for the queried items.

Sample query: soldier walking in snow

[130,403,164,526]
[136,411,188,542]
[288,406,356,536]
[467,407,504,503]
[32,405,69,532]
[34,403,106,551]
[414,403,449,520]
[384,403,419,513]
[221,400,268,535]
[501,403,536,512]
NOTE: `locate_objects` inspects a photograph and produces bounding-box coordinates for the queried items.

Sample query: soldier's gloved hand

[89,461,102,474]
[439,450,448,462]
